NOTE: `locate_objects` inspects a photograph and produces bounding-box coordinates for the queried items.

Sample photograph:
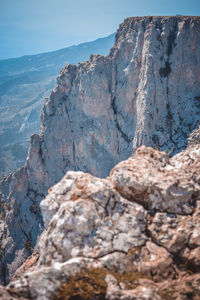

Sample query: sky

[0,0,200,60]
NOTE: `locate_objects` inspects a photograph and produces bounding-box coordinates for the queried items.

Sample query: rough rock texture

[110,145,200,214]
[0,144,200,299]
[188,125,200,146]
[0,16,200,283]
[39,171,147,265]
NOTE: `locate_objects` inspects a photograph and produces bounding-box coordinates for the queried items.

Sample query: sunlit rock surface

[110,144,200,214]
[0,16,200,285]
[1,144,200,299]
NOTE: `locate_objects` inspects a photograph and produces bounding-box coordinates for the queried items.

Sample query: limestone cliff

[0,33,115,178]
[0,16,200,284]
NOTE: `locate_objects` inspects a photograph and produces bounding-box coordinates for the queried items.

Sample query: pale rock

[7,257,93,300]
[0,15,200,284]
[148,201,200,272]
[105,274,162,300]
[1,142,200,299]
[39,171,147,265]
[0,285,27,300]
[148,212,192,253]
[148,201,200,255]
[110,145,200,214]
[188,125,200,146]
[137,241,173,279]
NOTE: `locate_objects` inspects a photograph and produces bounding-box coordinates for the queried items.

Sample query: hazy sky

[0,0,200,60]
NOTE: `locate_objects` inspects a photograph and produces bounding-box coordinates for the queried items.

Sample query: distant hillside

[0,33,115,177]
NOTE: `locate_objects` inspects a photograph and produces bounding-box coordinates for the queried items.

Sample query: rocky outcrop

[40,16,200,182]
[110,144,200,214]
[188,125,200,146]
[1,144,200,299]
[39,171,147,265]
[0,16,200,283]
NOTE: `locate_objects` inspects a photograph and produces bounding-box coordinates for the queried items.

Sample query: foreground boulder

[110,145,200,214]
[0,145,199,299]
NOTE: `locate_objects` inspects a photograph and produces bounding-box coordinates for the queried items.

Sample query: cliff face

[0,33,115,178]
[116,17,200,153]
[0,16,200,284]
[39,16,200,182]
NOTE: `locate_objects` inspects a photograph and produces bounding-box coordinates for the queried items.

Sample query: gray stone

[39,171,147,266]
[110,145,200,214]
[0,143,200,299]
[0,16,200,283]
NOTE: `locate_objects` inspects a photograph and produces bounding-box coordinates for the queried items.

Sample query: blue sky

[0,0,200,60]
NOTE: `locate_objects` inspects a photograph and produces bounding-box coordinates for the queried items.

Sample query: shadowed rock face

[2,144,200,299]
[0,16,200,284]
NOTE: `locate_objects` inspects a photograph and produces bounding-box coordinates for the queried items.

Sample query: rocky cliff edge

[0,16,200,285]
[1,142,200,299]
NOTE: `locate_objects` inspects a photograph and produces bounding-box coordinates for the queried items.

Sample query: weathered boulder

[39,171,147,265]
[0,144,199,299]
[105,275,162,300]
[148,200,200,270]
[110,145,200,214]
[188,125,200,146]
[105,273,200,300]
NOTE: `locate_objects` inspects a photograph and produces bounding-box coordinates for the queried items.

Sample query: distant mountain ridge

[0,34,115,76]
[0,33,115,177]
